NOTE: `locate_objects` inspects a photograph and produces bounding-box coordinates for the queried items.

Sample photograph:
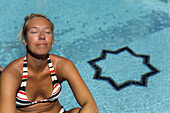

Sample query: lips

[36,43,47,46]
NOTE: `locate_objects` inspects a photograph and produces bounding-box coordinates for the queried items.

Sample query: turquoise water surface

[0,0,170,112]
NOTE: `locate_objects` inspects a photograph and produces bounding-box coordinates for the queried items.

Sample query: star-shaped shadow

[87,46,160,91]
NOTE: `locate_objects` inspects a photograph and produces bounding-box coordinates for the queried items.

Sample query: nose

[39,31,45,40]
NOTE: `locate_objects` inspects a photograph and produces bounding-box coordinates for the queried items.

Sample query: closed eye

[45,29,52,34]
[30,31,38,34]
[45,31,51,34]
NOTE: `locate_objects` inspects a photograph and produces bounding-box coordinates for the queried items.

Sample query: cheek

[47,36,54,43]
[27,35,38,42]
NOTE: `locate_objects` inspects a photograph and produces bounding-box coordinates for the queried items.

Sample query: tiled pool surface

[0,0,170,112]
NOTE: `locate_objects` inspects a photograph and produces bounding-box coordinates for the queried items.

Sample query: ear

[23,36,27,45]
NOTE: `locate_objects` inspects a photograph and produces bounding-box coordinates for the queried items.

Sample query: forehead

[27,17,51,28]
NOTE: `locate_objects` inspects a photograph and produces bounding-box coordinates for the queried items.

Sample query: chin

[36,49,50,54]
[33,50,50,56]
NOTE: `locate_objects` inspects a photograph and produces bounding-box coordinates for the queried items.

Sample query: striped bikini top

[16,57,62,108]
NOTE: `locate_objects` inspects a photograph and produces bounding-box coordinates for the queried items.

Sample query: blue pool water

[0,0,170,112]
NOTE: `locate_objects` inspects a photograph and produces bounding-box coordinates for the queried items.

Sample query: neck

[26,53,49,73]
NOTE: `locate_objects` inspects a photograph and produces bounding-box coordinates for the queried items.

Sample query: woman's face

[23,17,54,56]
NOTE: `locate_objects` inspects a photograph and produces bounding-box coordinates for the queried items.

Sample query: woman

[0,14,99,113]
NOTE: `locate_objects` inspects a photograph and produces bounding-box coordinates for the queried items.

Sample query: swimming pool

[0,0,170,112]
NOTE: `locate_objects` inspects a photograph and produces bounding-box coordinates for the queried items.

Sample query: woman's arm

[60,59,99,113]
[0,62,22,113]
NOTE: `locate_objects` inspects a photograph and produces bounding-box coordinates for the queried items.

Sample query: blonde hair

[17,14,54,40]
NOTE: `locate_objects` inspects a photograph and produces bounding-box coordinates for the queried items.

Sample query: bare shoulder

[1,57,25,80]
[49,54,75,81]
[49,54,73,66]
